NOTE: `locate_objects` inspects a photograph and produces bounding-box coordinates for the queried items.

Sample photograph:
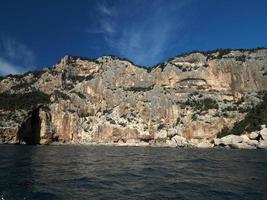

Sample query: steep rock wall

[0,48,267,146]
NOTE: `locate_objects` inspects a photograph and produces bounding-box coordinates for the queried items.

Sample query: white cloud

[0,58,20,75]
[0,37,36,75]
[88,0,191,66]
[97,1,115,16]
[113,22,174,66]
[86,2,116,35]
[100,19,115,34]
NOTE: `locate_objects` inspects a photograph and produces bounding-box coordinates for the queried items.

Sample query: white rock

[189,139,199,145]
[258,140,267,149]
[213,138,221,146]
[249,132,259,140]
[245,139,258,147]
[261,124,266,129]
[117,139,125,144]
[241,135,250,142]
[155,130,168,139]
[171,135,187,147]
[260,128,267,140]
[126,139,140,144]
[166,139,177,147]
[219,135,243,145]
[167,129,178,137]
[214,135,258,149]
[240,135,258,147]
[196,142,214,148]
[230,142,256,149]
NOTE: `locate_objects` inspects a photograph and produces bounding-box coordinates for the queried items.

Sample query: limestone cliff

[0,48,267,148]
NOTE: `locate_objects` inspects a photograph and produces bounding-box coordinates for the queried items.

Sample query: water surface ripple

[0,145,266,199]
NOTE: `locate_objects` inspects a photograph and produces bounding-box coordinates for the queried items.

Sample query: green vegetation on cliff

[184,98,219,111]
[0,91,50,111]
[218,92,267,138]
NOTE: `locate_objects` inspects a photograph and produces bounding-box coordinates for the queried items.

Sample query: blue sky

[0,0,267,75]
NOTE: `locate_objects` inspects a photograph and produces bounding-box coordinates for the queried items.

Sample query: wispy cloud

[87,0,192,66]
[97,1,115,17]
[86,1,116,35]
[0,36,36,75]
[0,58,20,75]
[100,19,115,34]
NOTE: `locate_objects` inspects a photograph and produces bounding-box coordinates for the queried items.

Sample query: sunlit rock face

[0,48,267,147]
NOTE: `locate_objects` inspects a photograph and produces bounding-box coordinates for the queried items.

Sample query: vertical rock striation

[0,48,267,148]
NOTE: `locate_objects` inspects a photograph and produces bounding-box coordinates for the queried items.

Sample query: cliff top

[1,47,267,80]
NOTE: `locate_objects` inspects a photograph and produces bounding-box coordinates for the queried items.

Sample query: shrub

[222,106,238,112]
[235,55,246,62]
[53,90,70,100]
[71,91,87,99]
[158,124,165,130]
[201,98,219,110]
[192,113,198,121]
[118,122,126,127]
[217,49,232,59]
[206,49,231,60]
[234,97,245,105]
[0,91,50,111]
[11,81,33,91]
[69,75,85,83]
[219,92,267,136]
[176,117,181,126]
[184,98,219,111]
[24,70,45,79]
[124,85,154,92]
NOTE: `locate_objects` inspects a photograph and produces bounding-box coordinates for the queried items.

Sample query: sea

[0,145,266,200]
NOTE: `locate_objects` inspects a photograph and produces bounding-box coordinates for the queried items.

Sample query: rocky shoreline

[64,124,267,149]
[4,125,266,150]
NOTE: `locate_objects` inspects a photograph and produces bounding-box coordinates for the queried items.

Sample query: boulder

[166,139,178,147]
[214,134,257,149]
[259,128,267,140]
[196,141,214,148]
[117,139,125,144]
[245,139,258,147]
[215,135,243,146]
[126,138,141,144]
[258,140,267,149]
[249,132,259,140]
[241,135,258,147]
[155,130,168,140]
[171,135,188,147]
[187,139,213,148]
[214,138,222,146]
[230,142,256,149]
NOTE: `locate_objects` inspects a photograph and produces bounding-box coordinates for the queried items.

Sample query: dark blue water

[0,145,266,200]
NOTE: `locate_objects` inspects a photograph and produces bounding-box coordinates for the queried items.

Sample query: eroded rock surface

[0,48,267,148]
[214,126,267,149]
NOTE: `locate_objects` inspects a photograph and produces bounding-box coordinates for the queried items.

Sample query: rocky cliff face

[0,48,267,148]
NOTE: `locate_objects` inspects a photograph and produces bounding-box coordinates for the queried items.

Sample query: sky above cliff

[0,0,267,75]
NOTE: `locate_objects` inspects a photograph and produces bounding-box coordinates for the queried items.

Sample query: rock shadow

[17,106,42,145]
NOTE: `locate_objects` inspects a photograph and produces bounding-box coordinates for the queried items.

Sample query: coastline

[1,140,266,150]
[1,125,267,149]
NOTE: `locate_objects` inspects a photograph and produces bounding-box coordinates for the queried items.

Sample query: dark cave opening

[17,106,42,145]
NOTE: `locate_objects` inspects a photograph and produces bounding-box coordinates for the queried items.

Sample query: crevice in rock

[17,105,43,145]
